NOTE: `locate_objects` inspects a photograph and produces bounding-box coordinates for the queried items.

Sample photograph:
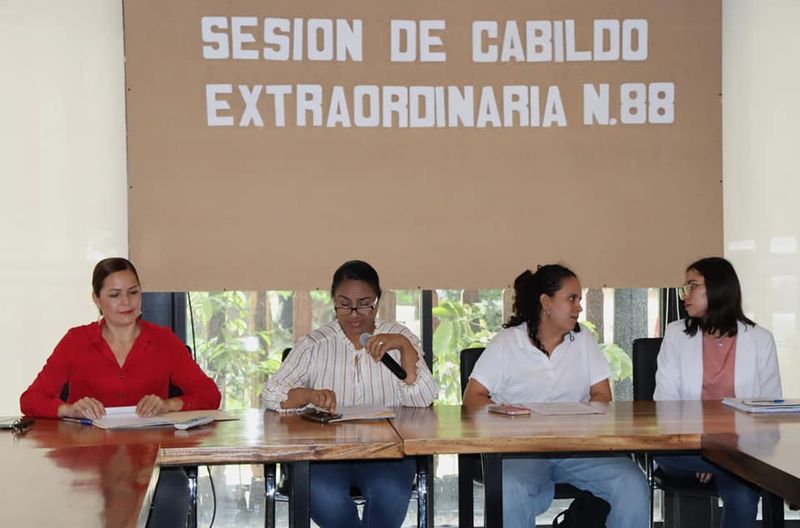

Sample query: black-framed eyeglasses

[334,303,377,316]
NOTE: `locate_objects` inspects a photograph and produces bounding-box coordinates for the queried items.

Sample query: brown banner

[124,0,721,290]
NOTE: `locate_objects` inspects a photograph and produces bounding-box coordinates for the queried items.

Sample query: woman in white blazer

[654,257,782,528]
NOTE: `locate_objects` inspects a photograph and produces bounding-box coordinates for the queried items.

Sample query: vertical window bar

[421,289,434,371]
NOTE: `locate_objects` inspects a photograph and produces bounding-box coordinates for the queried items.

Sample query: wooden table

[394,400,747,455]
[156,410,404,528]
[6,403,798,527]
[703,418,800,526]
[392,400,785,527]
[0,435,158,528]
[2,410,403,528]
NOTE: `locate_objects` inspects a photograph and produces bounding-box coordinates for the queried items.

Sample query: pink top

[701,334,737,400]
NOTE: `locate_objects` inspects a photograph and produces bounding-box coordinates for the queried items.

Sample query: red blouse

[20,320,221,418]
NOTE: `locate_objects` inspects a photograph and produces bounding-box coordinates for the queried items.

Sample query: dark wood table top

[392,400,789,455]
[0,437,158,528]
[703,420,800,505]
[15,409,403,465]
[0,410,403,526]
[157,409,404,465]
[12,409,403,465]
[6,403,800,526]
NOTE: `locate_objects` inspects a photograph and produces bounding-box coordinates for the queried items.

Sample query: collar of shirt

[333,319,388,356]
[512,324,576,365]
[90,318,152,341]
[89,319,153,368]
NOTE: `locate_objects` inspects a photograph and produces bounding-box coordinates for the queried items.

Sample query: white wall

[0,1,797,414]
[723,0,800,397]
[0,1,127,414]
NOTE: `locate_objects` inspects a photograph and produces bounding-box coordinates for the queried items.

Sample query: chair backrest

[167,345,196,398]
[281,347,292,362]
[632,337,663,401]
[459,347,485,396]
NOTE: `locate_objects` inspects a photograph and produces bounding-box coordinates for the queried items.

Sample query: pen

[62,417,93,426]
[749,399,785,404]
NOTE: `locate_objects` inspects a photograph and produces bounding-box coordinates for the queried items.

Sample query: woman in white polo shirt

[463,264,649,528]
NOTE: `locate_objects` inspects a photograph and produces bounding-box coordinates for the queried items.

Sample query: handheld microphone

[359,333,408,380]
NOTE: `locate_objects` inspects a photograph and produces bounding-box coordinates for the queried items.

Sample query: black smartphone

[300,409,343,424]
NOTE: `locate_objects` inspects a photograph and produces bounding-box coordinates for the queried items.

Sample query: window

[187,290,419,410]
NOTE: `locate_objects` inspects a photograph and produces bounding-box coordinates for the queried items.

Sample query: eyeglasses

[334,303,377,316]
[678,282,705,300]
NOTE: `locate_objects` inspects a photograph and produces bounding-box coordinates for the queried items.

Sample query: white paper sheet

[524,403,606,416]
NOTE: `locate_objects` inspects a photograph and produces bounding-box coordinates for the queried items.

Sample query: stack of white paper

[64,406,234,429]
[329,405,396,423]
[722,398,800,414]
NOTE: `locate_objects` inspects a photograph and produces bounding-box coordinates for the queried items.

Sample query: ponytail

[504,264,579,350]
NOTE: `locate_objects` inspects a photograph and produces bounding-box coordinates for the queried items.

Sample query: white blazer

[653,319,782,401]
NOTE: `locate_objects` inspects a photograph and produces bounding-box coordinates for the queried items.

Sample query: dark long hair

[92,257,140,296]
[330,260,382,299]
[684,257,754,337]
[504,264,580,351]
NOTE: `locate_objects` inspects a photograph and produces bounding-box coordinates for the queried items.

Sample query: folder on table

[722,398,800,414]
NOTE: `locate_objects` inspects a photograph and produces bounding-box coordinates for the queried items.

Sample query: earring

[545,309,551,317]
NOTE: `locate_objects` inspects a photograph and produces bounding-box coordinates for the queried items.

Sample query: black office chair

[458,347,583,528]
[264,347,433,528]
[633,337,724,527]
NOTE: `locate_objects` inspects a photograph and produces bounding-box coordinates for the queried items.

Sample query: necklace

[709,334,726,347]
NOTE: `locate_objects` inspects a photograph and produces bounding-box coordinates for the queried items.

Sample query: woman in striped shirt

[261,260,436,528]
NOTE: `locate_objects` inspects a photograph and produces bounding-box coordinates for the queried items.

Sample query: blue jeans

[655,454,760,528]
[502,455,649,528]
[310,458,417,528]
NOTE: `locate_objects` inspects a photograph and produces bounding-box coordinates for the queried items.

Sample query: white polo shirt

[470,323,611,404]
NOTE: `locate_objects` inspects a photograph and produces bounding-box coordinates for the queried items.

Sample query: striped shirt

[260,320,437,411]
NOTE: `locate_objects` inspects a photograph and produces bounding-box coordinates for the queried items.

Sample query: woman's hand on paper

[135,394,169,417]
[58,397,106,420]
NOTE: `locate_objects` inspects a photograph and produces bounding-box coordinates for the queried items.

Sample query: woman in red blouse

[21,257,220,418]
[20,257,221,528]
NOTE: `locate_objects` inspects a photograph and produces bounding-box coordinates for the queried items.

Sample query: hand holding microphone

[359,333,408,380]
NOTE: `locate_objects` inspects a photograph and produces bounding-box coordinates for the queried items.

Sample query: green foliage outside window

[581,321,633,383]
[187,289,632,410]
[432,295,500,404]
[189,292,287,410]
